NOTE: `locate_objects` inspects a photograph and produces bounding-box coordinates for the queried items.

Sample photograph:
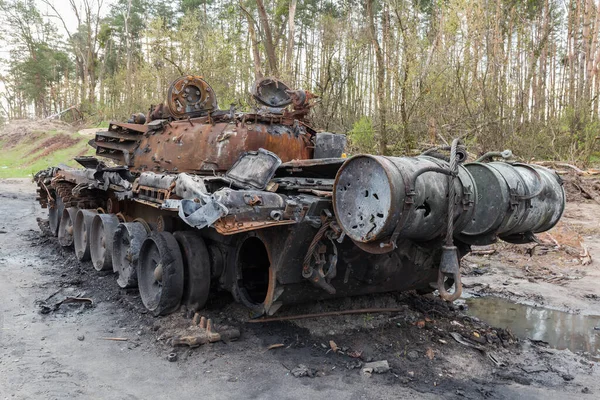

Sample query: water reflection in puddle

[466,297,600,356]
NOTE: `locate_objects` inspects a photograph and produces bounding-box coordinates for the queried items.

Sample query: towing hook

[437,245,463,302]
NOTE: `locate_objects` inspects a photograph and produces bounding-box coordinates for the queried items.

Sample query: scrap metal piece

[37,296,94,314]
[74,156,106,169]
[101,171,133,191]
[138,172,176,190]
[172,315,240,348]
[225,149,282,190]
[177,186,291,232]
[174,173,207,199]
[178,198,228,230]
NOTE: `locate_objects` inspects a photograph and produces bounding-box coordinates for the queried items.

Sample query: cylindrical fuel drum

[332,155,476,244]
[459,162,565,244]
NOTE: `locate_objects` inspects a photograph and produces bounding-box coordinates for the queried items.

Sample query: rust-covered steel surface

[32,75,567,318]
[131,120,312,174]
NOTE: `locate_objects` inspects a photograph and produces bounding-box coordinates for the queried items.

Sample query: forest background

[1,0,600,163]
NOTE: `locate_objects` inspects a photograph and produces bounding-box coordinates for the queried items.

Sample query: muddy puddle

[466,296,600,357]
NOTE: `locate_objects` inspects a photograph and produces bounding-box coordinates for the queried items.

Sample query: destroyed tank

[33,75,566,317]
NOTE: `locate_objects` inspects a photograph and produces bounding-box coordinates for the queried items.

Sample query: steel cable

[445,138,460,246]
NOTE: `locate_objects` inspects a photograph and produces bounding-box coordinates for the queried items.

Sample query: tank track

[54,181,76,205]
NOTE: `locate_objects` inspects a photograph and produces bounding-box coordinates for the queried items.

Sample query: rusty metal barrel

[333,155,565,250]
[332,155,476,244]
[458,162,565,244]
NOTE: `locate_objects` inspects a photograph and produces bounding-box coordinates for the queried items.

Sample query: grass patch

[0,130,95,178]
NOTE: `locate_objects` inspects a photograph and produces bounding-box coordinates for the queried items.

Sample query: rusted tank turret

[34,75,566,317]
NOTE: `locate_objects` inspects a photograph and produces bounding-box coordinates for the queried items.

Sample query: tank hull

[32,76,566,317]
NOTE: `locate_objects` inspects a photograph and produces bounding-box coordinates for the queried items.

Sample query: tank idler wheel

[173,231,211,311]
[73,209,98,261]
[138,231,184,316]
[112,222,148,288]
[48,195,64,237]
[90,214,120,272]
[58,207,79,247]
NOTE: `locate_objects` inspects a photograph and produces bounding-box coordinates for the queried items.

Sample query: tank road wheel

[173,231,211,312]
[58,207,79,247]
[74,209,98,261]
[48,195,64,236]
[90,214,120,272]
[112,222,148,288]
[138,232,184,316]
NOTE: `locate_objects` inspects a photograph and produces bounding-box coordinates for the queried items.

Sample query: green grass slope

[0,121,96,178]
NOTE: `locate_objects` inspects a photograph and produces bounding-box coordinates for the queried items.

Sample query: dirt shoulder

[0,179,598,399]
[463,201,600,316]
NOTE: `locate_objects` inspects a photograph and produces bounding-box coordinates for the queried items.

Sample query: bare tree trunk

[366,0,387,155]
[240,2,263,80]
[256,0,279,75]
[286,0,297,79]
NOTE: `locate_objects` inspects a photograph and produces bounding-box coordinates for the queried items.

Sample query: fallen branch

[534,161,586,175]
[469,249,496,256]
[572,181,597,202]
[247,307,405,323]
[99,337,128,341]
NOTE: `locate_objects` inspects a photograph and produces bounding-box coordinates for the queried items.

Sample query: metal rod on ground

[247,308,406,323]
